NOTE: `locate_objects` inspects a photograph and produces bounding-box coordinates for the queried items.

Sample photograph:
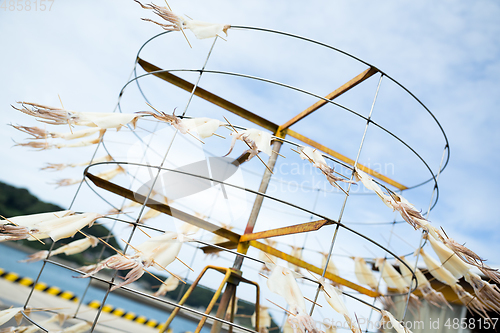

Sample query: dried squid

[134,0,230,39]
[12,102,141,130]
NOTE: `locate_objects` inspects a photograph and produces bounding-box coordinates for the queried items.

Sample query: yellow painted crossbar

[137,57,407,190]
[249,240,380,297]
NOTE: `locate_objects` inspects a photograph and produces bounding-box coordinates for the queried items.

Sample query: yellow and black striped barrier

[86,300,170,331]
[0,267,171,331]
[0,267,79,302]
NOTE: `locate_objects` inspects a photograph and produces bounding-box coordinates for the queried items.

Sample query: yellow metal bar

[228,288,237,333]
[195,268,233,332]
[137,58,279,133]
[85,172,241,243]
[162,266,260,332]
[286,128,408,190]
[201,241,238,254]
[161,265,211,332]
[252,281,260,331]
[249,240,380,298]
[239,219,334,242]
[280,67,379,130]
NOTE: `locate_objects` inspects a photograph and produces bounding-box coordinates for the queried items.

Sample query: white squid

[2,210,73,229]
[79,232,189,290]
[251,306,272,331]
[321,253,339,278]
[258,239,278,273]
[35,212,103,242]
[13,102,141,130]
[11,125,102,141]
[430,228,498,280]
[1,211,101,243]
[138,109,223,140]
[419,249,459,287]
[298,146,355,190]
[178,222,200,235]
[427,234,500,312]
[317,277,360,333]
[419,249,492,318]
[0,307,24,326]
[41,155,113,171]
[353,257,378,290]
[226,128,273,161]
[153,275,179,297]
[138,208,162,223]
[4,313,69,333]
[133,232,189,269]
[287,245,303,274]
[266,263,320,333]
[181,117,225,139]
[354,169,428,231]
[21,236,99,263]
[375,258,421,308]
[134,0,230,40]
[381,310,412,333]
[55,166,125,187]
[375,258,409,292]
[14,131,105,151]
[398,256,450,309]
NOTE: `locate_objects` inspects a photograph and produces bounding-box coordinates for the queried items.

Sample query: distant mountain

[0,181,62,218]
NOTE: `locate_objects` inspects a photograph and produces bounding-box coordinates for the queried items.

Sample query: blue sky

[1,0,500,329]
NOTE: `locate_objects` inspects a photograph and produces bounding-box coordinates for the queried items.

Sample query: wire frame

[15,26,449,333]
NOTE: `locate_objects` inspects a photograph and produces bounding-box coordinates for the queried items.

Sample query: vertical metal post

[235,138,283,268]
[309,73,384,316]
[210,137,283,333]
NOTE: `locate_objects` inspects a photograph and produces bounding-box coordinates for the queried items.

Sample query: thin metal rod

[90,37,218,333]
[23,242,54,309]
[401,230,425,321]
[75,124,157,317]
[21,310,49,332]
[363,214,399,333]
[309,73,384,317]
[425,146,448,218]
[401,145,449,322]
[176,191,221,301]
[73,219,118,317]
